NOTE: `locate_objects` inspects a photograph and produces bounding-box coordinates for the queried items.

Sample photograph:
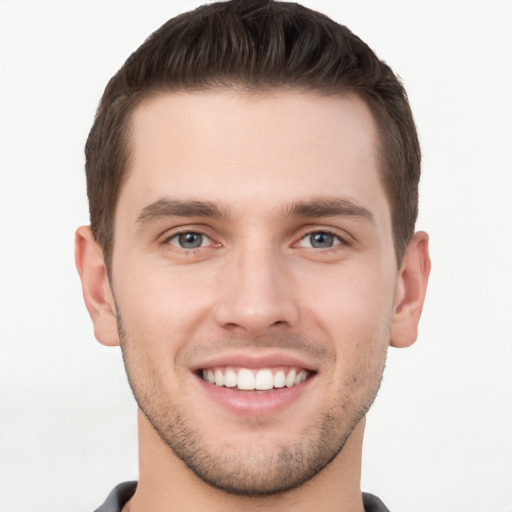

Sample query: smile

[201,367,311,391]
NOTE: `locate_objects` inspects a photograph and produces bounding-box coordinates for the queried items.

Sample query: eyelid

[293,226,352,248]
[167,232,211,248]
[157,224,352,251]
[298,232,341,249]
[160,225,221,249]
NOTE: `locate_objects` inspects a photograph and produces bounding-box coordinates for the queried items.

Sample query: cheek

[311,266,393,399]
[299,264,395,394]
[112,262,218,351]
[304,261,396,341]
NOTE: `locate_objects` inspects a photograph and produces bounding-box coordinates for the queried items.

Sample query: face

[111,90,400,494]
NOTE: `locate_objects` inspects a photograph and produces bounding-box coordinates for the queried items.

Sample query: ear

[390,231,431,348]
[75,226,120,346]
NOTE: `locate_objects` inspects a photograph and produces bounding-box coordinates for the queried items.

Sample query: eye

[298,231,342,249]
[167,232,210,249]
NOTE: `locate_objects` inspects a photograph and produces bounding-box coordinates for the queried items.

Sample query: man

[75,1,430,510]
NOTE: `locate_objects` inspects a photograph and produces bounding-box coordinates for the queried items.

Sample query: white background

[1,1,511,511]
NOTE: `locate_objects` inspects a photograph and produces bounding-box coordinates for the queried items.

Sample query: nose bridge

[214,235,298,333]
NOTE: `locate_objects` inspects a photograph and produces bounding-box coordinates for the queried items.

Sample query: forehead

[120,89,390,226]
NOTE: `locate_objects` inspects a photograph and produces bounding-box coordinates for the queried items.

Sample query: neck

[126,410,366,512]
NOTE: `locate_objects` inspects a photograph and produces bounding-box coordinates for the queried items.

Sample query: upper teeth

[202,367,309,391]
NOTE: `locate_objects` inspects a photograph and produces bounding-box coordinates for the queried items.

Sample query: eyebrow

[135,196,374,225]
[136,199,230,225]
[284,197,374,222]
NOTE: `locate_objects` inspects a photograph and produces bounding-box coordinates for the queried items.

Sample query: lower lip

[193,373,315,417]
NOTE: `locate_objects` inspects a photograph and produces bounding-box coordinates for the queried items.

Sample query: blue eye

[300,232,341,249]
[169,232,206,249]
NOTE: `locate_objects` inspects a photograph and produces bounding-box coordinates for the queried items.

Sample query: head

[77,0,430,500]
[85,0,420,273]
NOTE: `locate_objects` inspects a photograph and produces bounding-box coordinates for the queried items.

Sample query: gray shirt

[94,481,391,512]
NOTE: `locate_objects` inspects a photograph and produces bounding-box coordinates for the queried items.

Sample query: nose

[213,244,300,334]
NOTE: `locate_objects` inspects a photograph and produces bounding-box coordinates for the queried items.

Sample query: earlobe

[75,226,120,347]
[390,231,431,348]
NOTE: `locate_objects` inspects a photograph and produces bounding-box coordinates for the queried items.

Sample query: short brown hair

[85,0,420,269]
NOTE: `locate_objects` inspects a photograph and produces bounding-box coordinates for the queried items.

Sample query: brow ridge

[284,197,374,221]
[136,199,229,224]
[136,196,373,226]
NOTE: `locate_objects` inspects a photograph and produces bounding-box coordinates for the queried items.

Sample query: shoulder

[362,492,391,512]
[93,482,137,512]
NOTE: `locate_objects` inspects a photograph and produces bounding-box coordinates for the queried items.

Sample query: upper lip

[190,350,319,373]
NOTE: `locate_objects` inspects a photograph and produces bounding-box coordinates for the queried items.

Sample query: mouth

[191,352,319,416]
[199,366,313,392]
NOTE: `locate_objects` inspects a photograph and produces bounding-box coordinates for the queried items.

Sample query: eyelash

[163,230,218,252]
[161,227,349,253]
[295,229,348,251]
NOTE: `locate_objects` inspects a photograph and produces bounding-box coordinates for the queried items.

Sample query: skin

[76,90,430,512]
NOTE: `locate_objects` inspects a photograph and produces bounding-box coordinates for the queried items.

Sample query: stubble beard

[118,317,386,496]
